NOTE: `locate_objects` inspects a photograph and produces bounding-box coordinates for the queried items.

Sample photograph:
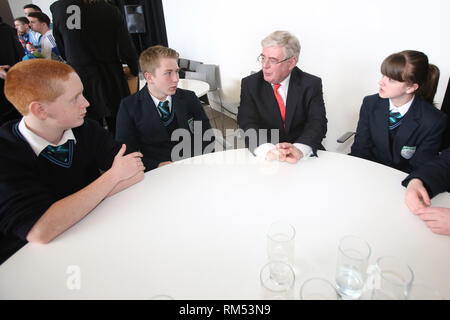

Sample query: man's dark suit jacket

[50,0,138,124]
[350,94,447,173]
[0,22,24,124]
[237,67,327,154]
[116,86,213,171]
[402,147,450,198]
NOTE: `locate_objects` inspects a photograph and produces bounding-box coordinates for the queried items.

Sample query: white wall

[8,0,31,18]
[163,0,450,152]
[29,0,52,16]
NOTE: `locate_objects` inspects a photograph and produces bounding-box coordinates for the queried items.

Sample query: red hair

[4,59,75,115]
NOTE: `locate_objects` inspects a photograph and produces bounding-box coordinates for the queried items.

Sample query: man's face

[14,21,29,34]
[24,8,38,17]
[260,46,297,84]
[145,57,179,100]
[43,72,90,130]
[28,17,44,34]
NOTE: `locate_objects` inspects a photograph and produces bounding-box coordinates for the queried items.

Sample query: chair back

[185,71,208,82]
[189,60,203,72]
[196,64,218,91]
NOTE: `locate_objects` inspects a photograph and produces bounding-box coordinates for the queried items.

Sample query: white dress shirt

[149,93,173,117]
[389,95,414,117]
[253,73,313,160]
[18,118,76,156]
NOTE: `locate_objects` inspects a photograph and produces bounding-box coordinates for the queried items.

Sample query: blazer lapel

[373,98,392,161]
[392,99,420,163]
[285,68,301,133]
[173,91,190,131]
[141,88,170,139]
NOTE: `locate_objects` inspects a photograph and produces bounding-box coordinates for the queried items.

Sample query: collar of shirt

[271,73,291,105]
[389,95,415,117]
[149,93,172,114]
[18,118,76,156]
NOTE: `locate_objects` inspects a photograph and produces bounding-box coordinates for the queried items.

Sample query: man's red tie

[273,83,286,127]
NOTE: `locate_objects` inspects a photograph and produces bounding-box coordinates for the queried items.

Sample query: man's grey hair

[261,30,301,61]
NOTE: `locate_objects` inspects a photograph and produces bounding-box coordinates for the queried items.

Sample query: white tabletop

[0,149,449,299]
[139,77,210,98]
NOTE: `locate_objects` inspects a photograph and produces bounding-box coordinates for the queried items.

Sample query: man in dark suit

[116,46,213,171]
[0,16,24,125]
[50,0,139,134]
[402,147,450,235]
[237,30,327,163]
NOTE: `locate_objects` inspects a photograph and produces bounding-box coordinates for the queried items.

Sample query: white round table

[0,149,449,299]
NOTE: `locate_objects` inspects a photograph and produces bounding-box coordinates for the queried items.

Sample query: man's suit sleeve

[402,147,450,198]
[350,97,376,160]
[294,78,327,152]
[115,8,139,76]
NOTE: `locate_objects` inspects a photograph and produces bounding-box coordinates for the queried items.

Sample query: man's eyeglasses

[257,54,292,66]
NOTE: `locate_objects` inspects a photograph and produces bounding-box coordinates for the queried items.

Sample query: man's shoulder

[242,70,263,84]
[291,67,322,86]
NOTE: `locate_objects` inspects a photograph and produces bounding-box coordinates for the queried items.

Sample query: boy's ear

[29,101,48,120]
[144,71,153,83]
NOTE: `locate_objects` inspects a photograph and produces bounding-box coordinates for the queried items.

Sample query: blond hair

[139,45,179,74]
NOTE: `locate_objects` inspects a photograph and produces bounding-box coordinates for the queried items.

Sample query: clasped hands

[266,142,303,163]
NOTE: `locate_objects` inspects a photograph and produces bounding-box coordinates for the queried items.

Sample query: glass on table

[335,235,371,300]
[267,221,295,265]
[260,261,295,300]
[371,256,414,300]
[300,277,339,300]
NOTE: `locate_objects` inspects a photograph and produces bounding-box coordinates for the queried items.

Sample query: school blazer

[350,94,447,173]
[116,86,213,171]
[237,67,327,154]
[402,147,450,198]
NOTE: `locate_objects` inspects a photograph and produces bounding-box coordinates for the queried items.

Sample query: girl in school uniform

[350,50,447,173]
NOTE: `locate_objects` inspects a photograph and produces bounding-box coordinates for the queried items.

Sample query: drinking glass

[267,221,295,264]
[371,256,414,300]
[300,278,339,300]
[335,235,371,299]
[260,261,295,299]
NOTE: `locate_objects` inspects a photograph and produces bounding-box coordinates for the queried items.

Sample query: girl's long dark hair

[381,50,440,105]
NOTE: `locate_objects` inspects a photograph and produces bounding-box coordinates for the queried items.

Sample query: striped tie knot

[158,100,170,122]
[389,110,403,130]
